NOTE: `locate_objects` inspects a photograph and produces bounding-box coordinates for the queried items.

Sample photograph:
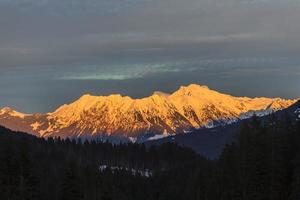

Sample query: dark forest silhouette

[0,114,300,200]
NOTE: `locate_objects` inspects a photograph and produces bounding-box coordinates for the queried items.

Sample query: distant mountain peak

[172,84,219,98]
[177,84,210,92]
[0,107,13,113]
[0,107,28,119]
[183,83,210,89]
[152,91,170,97]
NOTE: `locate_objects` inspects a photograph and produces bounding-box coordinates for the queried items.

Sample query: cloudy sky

[0,0,300,113]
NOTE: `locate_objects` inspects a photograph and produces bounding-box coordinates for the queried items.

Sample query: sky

[0,0,300,113]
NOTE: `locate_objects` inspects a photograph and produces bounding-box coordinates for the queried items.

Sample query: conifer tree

[61,162,83,200]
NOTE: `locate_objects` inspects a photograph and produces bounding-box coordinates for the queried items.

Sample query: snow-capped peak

[0,107,28,119]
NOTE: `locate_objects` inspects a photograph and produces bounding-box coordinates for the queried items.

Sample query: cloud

[0,0,152,16]
[1,0,300,68]
[55,57,292,80]
[56,61,200,80]
[0,0,300,112]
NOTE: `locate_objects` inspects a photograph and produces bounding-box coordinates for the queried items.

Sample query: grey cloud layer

[0,0,299,112]
[1,0,300,70]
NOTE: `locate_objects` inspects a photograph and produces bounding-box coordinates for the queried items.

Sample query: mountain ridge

[146,99,300,158]
[0,84,297,140]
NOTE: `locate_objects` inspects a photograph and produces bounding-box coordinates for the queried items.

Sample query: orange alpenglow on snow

[0,84,297,140]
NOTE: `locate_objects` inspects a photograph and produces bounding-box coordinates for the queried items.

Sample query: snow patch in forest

[99,165,152,177]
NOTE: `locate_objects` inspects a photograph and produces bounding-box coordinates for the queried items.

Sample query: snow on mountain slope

[0,84,296,140]
[0,107,28,119]
[170,84,294,127]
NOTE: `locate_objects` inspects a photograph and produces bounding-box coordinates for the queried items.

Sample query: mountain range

[0,84,296,141]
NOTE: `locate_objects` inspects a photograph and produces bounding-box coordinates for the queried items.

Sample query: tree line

[0,114,299,200]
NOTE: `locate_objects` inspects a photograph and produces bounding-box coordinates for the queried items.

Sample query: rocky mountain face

[0,84,296,141]
[146,100,300,159]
